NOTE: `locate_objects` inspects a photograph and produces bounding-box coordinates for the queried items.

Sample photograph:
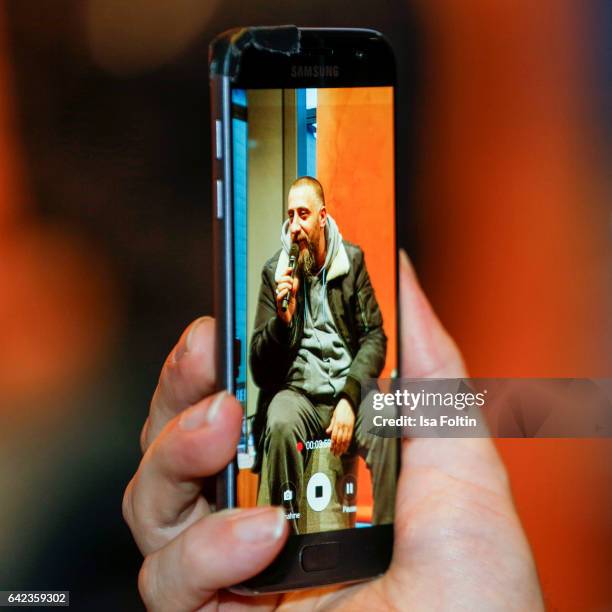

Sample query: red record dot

[296,441,304,452]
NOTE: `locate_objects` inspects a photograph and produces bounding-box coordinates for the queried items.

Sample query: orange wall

[413,1,612,609]
[317,87,397,378]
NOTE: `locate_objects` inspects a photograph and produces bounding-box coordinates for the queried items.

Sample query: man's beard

[297,238,318,278]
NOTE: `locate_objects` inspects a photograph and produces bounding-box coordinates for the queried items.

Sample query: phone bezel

[210,26,400,593]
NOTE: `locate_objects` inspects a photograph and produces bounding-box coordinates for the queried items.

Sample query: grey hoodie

[280,215,352,402]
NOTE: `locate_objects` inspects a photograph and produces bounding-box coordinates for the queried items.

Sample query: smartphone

[210,26,400,593]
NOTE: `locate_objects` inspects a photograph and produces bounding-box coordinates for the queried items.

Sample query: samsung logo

[291,65,340,78]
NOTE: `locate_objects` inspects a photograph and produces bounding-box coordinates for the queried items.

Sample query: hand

[123,251,544,611]
[275,266,299,326]
[122,317,288,610]
[326,398,355,456]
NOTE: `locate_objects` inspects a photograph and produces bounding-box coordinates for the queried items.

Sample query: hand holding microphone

[275,243,300,326]
[281,243,299,311]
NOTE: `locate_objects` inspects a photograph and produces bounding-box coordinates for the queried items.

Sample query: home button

[300,542,340,572]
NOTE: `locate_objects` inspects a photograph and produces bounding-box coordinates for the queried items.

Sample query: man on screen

[250,176,396,526]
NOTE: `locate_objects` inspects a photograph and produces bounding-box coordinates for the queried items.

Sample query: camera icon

[281,481,297,508]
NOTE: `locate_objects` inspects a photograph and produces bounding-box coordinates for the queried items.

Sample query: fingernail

[173,316,211,362]
[399,249,418,283]
[179,391,227,430]
[399,248,410,271]
[230,507,285,543]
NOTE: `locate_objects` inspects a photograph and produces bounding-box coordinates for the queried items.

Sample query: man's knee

[355,389,398,445]
[266,414,297,442]
[265,390,304,442]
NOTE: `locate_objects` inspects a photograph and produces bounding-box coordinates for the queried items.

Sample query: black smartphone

[210,26,400,593]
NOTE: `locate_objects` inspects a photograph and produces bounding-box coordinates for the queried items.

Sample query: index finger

[330,422,342,455]
[277,274,295,285]
[143,317,218,452]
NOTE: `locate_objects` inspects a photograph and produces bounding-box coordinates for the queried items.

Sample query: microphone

[281,243,300,312]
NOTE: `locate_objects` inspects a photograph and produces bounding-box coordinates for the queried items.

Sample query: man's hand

[123,251,544,611]
[326,398,355,456]
[275,265,299,326]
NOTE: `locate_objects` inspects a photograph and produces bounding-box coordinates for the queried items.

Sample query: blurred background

[0,1,610,610]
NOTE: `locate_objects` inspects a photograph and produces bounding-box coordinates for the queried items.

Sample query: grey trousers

[257,388,397,526]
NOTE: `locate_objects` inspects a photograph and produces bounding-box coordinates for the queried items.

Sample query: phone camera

[354,50,365,60]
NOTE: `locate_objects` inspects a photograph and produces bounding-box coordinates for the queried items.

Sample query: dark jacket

[249,240,387,468]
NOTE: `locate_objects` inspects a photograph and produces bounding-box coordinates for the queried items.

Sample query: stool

[298,448,358,533]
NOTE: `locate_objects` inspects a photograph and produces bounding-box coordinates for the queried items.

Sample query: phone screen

[230,85,398,535]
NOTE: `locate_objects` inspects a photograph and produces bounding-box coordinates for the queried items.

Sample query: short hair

[289,176,325,209]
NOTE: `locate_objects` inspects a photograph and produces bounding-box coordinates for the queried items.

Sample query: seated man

[250,176,396,531]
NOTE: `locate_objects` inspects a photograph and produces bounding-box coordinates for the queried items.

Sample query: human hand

[123,251,543,611]
[304,250,543,610]
[275,265,300,326]
[122,317,289,610]
[326,397,355,456]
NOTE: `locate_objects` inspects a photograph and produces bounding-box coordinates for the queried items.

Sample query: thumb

[326,415,335,434]
[399,249,466,379]
[392,250,511,571]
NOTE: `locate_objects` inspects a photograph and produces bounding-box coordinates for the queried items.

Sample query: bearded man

[250,176,396,527]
